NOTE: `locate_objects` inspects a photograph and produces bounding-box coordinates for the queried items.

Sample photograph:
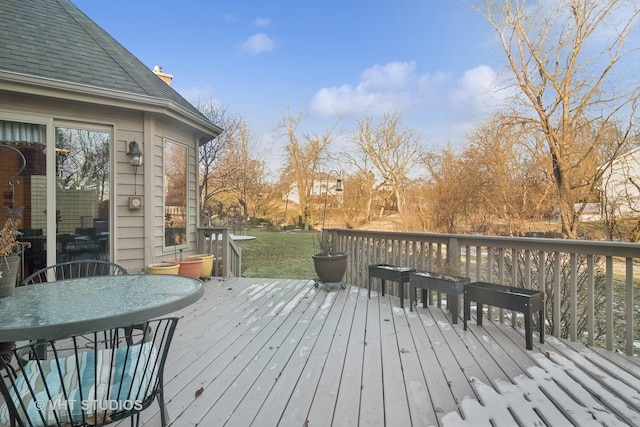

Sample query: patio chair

[0,317,178,427]
[20,260,127,286]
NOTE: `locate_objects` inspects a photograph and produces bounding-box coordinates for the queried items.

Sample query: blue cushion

[0,342,157,426]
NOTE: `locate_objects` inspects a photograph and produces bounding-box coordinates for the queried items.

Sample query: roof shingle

[0,0,211,126]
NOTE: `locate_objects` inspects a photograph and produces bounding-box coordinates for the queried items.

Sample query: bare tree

[224,122,265,223]
[478,0,640,238]
[338,172,375,228]
[465,114,555,234]
[353,113,423,216]
[422,146,486,233]
[342,141,378,223]
[192,100,242,224]
[280,109,332,228]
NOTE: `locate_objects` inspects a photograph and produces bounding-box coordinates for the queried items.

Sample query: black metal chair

[20,260,127,286]
[0,317,178,427]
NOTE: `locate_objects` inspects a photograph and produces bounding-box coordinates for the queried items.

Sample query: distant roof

[0,0,221,137]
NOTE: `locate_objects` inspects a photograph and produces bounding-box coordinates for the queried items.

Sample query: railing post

[447,237,461,275]
[220,228,230,277]
[196,227,233,277]
[196,228,206,254]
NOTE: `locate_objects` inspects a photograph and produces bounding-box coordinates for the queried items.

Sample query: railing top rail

[327,228,640,258]
[197,227,232,231]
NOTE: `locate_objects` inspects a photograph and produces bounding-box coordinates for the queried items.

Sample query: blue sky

[73,0,505,175]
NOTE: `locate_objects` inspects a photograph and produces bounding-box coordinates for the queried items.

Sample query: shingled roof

[0,0,220,136]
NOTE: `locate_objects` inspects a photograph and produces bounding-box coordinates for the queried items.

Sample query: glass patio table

[0,274,203,342]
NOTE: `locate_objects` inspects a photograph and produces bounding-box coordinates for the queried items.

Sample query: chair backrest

[20,260,128,286]
[0,317,178,427]
[93,219,108,234]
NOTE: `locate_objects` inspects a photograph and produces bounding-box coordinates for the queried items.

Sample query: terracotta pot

[187,254,214,278]
[146,262,180,275]
[165,258,203,279]
[312,252,348,283]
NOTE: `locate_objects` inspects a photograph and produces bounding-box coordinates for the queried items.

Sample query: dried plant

[0,206,28,258]
[314,232,337,256]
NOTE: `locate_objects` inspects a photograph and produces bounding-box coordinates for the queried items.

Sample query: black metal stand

[313,279,346,290]
[368,264,416,308]
[463,281,544,350]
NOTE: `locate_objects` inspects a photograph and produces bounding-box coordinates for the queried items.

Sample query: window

[164,140,187,247]
[55,126,111,262]
[0,120,112,274]
[0,120,47,275]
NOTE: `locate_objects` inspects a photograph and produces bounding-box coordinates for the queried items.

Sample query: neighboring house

[0,0,222,273]
[284,174,342,206]
[600,147,640,218]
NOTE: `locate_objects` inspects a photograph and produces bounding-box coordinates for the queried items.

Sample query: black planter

[312,252,347,283]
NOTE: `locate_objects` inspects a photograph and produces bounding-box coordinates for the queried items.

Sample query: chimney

[153,65,173,86]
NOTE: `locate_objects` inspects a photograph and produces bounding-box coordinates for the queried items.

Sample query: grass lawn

[236,229,320,279]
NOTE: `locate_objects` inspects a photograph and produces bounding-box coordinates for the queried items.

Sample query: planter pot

[312,252,348,283]
[165,258,203,279]
[0,254,20,298]
[146,262,180,275]
[187,254,214,279]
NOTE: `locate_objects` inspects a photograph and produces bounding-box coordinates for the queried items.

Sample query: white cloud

[310,61,420,116]
[309,61,511,143]
[253,17,272,28]
[241,33,274,55]
[310,61,505,116]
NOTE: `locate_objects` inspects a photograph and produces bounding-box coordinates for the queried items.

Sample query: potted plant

[312,231,347,283]
[312,171,347,283]
[164,256,203,279]
[187,253,215,278]
[146,262,180,275]
[0,206,28,298]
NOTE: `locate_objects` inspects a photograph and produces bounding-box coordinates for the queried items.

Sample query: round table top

[0,274,204,341]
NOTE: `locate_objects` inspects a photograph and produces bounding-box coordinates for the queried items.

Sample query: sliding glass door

[0,119,113,281]
[54,125,111,263]
[0,120,47,279]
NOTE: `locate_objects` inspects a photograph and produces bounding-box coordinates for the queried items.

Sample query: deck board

[113,277,640,427]
[332,287,369,426]
[360,289,385,427]
[379,291,414,427]
[276,286,350,427]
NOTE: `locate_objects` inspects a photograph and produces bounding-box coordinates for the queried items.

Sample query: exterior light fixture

[126,141,143,170]
[126,140,143,209]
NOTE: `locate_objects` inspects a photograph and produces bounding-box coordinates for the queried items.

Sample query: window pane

[0,120,47,279]
[55,127,110,262]
[164,141,187,247]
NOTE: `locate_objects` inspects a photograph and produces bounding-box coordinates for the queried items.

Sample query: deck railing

[196,227,242,277]
[327,228,640,356]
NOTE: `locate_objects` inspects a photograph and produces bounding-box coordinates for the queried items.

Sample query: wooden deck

[127,278,640,426]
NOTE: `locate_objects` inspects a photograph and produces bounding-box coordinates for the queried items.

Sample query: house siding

[601,147,640,218]
[0,92,202,273]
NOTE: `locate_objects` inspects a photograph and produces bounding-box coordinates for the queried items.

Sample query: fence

[327,228,640,356]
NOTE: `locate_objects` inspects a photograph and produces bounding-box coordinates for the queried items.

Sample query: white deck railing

[327,228,640,356]
[196,227,242,277]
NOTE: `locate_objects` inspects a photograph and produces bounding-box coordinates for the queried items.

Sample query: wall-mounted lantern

[126,140,143,209]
